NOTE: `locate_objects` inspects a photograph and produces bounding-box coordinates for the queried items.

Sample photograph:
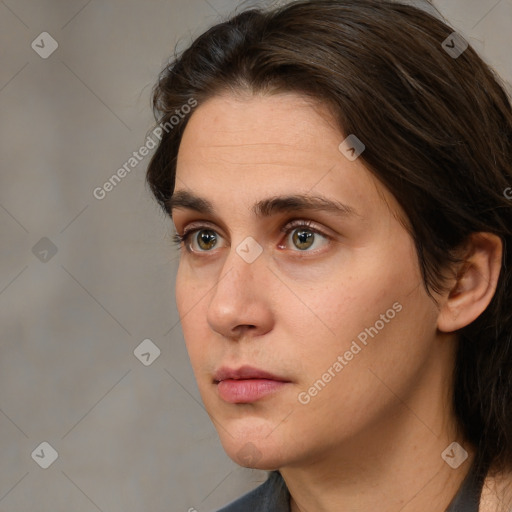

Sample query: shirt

[215,460,487,512]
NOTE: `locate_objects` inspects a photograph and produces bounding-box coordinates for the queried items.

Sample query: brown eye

[280,220,331,253]
[291,229,315,250]
[195,229,218,251]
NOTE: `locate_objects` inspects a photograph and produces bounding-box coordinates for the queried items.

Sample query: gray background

[0,0,511,511]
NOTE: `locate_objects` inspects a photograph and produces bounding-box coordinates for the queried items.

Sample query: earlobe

[437,232,503,333]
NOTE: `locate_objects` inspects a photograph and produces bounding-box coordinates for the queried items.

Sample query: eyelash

[172,220,331,254]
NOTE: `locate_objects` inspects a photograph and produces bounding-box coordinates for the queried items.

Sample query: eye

[172,227,221,253]
[278,219,331,252]
[172,220,331,254]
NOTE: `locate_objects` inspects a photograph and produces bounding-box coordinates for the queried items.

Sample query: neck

[285,426,475,512]
[281,353,477,512]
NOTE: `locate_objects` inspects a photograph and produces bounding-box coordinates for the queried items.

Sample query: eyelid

[181,220,218,236]
[279,218,331,239]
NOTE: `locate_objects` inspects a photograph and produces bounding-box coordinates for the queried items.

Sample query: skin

[170,90,503,512]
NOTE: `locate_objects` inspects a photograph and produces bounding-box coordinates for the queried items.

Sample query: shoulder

[214,471,290,512]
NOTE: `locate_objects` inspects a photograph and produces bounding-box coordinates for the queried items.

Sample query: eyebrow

[167,190,360,219]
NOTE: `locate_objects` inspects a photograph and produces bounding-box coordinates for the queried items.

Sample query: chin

[229,441,285,470]
[217,427,289,470]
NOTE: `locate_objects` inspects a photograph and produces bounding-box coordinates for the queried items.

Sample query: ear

[437,232,503,333]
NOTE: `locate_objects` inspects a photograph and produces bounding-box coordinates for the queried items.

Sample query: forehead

[179,91,340,160]
[174,91,405,225]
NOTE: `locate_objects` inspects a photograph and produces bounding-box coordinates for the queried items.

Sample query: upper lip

[213,365,289,383]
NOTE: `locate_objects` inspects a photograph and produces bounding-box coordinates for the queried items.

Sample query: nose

[206,240,273,341]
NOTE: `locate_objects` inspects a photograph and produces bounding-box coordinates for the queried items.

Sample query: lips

[213,365,289,383]
[213,365,291,403]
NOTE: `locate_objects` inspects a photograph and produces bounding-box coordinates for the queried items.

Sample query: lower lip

[217,379,288,403]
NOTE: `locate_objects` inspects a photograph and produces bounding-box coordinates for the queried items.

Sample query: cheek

[175,260,209,318]
[174,266,190,316]
[291,238,429,378]
[292,245,418,347]
[288,293,436,445]
[299,281,436,414]
[175,267,208,359]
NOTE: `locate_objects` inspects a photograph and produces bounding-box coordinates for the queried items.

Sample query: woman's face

[171,91,449,470]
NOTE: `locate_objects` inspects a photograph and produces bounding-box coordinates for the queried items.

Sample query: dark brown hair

[146,0,512,496]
